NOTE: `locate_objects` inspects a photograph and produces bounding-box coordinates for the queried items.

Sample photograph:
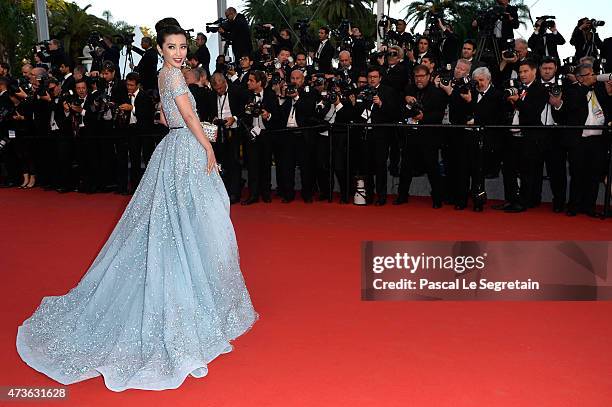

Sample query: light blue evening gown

[16,66,258,391]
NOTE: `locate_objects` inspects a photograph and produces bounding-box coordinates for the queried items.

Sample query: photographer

[438,22,460,67]
[194,33,211,75]
[496,59,548,213]
[229,55,254,88]
[456,40,487,73]
[0,76,18,187]
[570,18,604,59]
[314,78,356,203]
[42,39,68,78]
[184,67,211,121]
[436,58,474,209]
[100,35,121,78]
[550,63,612,217]
[536,57,567,212]
[528,17,566,61]
[314,27,334,74]
[58,60,75,92]
[131,37,159,91]
[472,0,519,43]
[394,65,448,208]
[498,38,539,84]
[219,7,253,60]
[261,24,293,55]
[357,67,400,205]
[207,72,248,204]
[350,26,370,73]
[336,50,359,84]
[467,67,508,211]
[382,46,410,92]
[241,70,278,205]
[115,72,154,193]
[98,61,129,192]
[276,69,318,203]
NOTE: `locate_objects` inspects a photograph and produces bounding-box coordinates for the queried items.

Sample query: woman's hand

[205,145,218,175]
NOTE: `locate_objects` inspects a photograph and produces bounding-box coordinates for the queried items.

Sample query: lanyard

[217,93,228,118]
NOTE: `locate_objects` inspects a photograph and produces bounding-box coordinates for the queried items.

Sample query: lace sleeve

[166,67,189,99]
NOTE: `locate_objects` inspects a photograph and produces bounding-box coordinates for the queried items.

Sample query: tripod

[122,44,135,79]
[475,33,501,66]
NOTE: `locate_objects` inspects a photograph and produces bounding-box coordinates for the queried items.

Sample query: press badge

[8,130,16,139]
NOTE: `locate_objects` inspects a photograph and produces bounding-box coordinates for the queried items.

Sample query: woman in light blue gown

[16,18,258,392]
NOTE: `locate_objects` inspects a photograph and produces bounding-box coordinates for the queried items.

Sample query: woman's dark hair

[155,18,187,47]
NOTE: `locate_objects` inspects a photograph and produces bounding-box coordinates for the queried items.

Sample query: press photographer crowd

[1,2,612,217]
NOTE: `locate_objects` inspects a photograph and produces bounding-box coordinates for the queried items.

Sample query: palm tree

[102,10,112,23]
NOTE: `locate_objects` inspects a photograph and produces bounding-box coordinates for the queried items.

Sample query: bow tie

[479,92,486,96]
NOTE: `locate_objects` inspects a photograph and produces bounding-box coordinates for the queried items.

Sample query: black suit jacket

[278,88,318,128]
[130,90,155,132]
[499,5,520,40]
[205,83,248,125]
[133,47,159,90]
[60,75,76,93]
[528,31,566,60]
[382,63,409,96]
[404,83,449,145]
[314,41,334,73]
[369,83,400,125]
[470,85,508,126]
[243,88,280,132]
[570,28,604,59]
[552,82,611,146]
[226,14,253,59]
[195,45,211,75]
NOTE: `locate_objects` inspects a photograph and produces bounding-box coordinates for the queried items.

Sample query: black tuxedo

[226,14,253,60]
[188,84,212,121]
[397,83,448,204]
[382,63,409,95]
[314,40,334,74]
[206,83,248,198]
[133,47,159,90]
[528,31,566,60]
[552,82,611,213]
[277,88,318,201]
[356,83,400,201]
[313,100,356,202]
[60,74,75,92]
[243,88,279,200]
[195,44,211,75]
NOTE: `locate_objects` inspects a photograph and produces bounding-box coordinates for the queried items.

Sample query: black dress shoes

[504,203,525,213]
[241,196,259,205]
[432,200,443,209]
[473,205,483,212]
[318,194,330,201]
[392,195,408,205]
[491,202,512,210]
[552,202,565,213]
[374,197,387,206]
[229,195,241,204]
[303,197,314,203]
[281,197,293,203]
[262,195,272,203]
[454,204,466,210]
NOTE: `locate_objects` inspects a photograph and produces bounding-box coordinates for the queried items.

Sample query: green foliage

[242,0,376,52]
[0,0,134,75]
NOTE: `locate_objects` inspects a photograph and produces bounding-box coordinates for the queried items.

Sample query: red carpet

[1,188,612,406]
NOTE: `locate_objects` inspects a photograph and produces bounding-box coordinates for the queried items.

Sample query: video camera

[501,39,517,60]
[206,17,229,34]
[478,5,506,33]
[356,86,377,105]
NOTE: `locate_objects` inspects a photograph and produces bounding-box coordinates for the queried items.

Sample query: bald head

[339,50,352,69]
[290,69,305,88]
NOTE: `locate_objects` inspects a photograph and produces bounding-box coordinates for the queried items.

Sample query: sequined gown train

[16,66,258,391]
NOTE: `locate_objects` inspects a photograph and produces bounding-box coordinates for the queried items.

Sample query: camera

[404,101,424,119]
[560,57,578,75]
[206,17,228,34]
[536,16,556,30]
[285,84,298,96]
[478,5,506,32]
[503,79,524,98]
[245,98,264,116]
[543,77,564,97]
[114,33,135,47]
[590,19,606,28]
[356,86,377,105]
[293,19,310,33]
[378,15,398,27]
[269,71,283,86]
[453,77,477,94]
[501,39,517,59]
[437,64,453,86]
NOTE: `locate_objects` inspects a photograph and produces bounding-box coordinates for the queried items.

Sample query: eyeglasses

[414,74,429,78]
